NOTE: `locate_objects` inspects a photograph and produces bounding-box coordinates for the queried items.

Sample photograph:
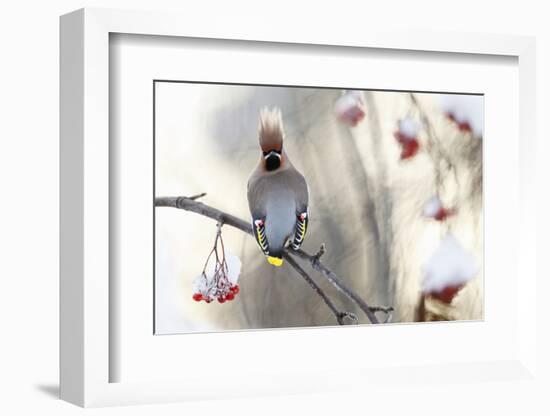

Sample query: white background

[0,1,548,415]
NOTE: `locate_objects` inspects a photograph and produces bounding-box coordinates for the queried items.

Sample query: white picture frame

[60,8,537,407]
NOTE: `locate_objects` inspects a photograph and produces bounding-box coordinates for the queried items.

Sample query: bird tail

[267,256,283,267]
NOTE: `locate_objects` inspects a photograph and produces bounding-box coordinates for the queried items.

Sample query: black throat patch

[265,154,281,171]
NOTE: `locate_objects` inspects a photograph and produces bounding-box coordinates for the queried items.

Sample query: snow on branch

[155,194,393,325]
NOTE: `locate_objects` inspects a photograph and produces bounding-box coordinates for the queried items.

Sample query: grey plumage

[248,168,308,253]
[247,108,309,266]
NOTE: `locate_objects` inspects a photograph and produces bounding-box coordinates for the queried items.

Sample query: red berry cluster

[427,283,465,304]
[434,207,455,222]
[339,106,365,127]
[192,285,240,304]
[446,112,472,133]
[394,131,420,160]
[334,91,366,127]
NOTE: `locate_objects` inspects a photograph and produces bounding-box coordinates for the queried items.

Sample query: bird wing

[248,171,269,255]
[252,217,269,256]
[291,210,308,250]
[283,169,309,251]
[287,169,309,213]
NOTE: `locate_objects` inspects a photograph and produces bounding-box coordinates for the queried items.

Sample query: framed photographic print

[153,81,483,333]
[60,8,537,407]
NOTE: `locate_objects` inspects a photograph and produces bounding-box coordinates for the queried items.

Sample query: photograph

[153,82,484,334]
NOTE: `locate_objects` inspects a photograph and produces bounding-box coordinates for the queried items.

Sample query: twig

[155,196,252,235]
[288,248,385,324]
[283,254,357,325]
[368,305,394,324]
[189,192,207,200]
[313,243,326,261]
[155,195,393,324]
[301,242,391,323]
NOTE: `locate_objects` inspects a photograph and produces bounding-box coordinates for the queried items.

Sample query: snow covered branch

[155,194,393,325]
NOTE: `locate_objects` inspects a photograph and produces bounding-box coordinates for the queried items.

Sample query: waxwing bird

[247,108,309,267]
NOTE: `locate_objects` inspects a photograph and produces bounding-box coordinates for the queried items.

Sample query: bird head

[258,107,284,172]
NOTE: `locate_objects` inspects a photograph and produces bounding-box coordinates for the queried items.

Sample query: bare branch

[155,195,393,324]
[283,253,357,325]
[288,249,388,324]
[155,196,253,235]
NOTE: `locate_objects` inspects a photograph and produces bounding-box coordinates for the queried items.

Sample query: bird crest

[258,107,284,151]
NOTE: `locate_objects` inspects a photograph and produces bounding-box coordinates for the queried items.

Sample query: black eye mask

[262,148,282,157]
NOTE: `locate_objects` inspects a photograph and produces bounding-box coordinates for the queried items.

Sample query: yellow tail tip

[267,256,283,267]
